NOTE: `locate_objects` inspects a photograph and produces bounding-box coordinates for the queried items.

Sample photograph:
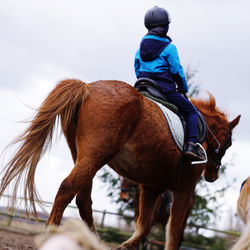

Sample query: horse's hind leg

[46,157,98,226]
[75,182,96,233]
[117,186,160,250]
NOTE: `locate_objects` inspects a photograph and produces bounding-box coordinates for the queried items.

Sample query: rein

[205,125,220,153]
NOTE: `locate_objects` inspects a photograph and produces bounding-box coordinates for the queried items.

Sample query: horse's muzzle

[205,176,216,182]
[204,171,219,182]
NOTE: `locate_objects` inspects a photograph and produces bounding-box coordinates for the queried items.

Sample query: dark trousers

[164,91,198,143]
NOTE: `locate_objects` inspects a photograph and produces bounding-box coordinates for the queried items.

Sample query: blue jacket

[134,35,188,94]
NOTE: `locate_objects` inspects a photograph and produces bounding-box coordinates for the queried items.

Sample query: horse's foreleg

[75,182,96,233]
[117,186,160,250]
[46,158,97,226]
[165,187,195,250]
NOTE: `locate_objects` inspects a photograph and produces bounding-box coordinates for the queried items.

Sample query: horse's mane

[191,92,228,125]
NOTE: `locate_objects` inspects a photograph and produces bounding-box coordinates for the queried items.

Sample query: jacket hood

[139,33,171,61]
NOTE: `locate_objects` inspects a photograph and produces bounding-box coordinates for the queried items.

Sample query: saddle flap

[149,98,185,151]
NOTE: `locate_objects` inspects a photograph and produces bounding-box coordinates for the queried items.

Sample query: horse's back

[88,80,142,105]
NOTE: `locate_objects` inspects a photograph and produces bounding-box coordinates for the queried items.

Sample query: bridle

[205,125,232,167]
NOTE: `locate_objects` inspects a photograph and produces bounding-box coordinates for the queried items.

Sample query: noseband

[206,126,232,167]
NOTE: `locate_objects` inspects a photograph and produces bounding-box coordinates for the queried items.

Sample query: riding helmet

[144,6,171,29]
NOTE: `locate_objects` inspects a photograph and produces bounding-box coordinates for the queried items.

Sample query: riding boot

[184,142,204,161]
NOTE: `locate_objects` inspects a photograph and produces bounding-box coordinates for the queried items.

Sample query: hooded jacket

[134,34,188,93]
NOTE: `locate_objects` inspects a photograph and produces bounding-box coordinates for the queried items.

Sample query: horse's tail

[0,79,89,217]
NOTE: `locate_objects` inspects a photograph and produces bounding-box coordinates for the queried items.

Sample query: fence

[0,194,135,228]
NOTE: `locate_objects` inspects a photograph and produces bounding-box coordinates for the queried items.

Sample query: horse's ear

[229,115,241,130]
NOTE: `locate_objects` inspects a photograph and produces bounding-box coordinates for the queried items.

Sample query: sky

[0,0,250,232]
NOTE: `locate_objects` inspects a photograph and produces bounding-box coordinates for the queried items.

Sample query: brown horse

[120,176,173,227]
[120,176,194,249]
[231,177,250,250]
[0,79,240,250]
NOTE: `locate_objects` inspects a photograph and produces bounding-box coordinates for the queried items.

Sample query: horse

[0,79,240,250]
[120,176,194,249]
[231,177,250,250]
[120,176,173,228]
[36,218,108,250]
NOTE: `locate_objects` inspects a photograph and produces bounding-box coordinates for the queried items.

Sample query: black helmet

[144,6,171,29]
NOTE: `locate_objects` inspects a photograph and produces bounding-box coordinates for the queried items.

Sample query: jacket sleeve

[165,44,188,94]
[134,50,140,79]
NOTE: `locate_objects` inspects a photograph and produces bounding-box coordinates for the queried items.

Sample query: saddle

[134,78,207,151]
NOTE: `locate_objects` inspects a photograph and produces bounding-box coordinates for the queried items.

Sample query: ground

[0,229,36,250]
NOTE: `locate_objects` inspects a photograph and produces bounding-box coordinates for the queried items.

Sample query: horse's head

[203,114,240,182]
[193,95,241,182]
[119,176,137,202]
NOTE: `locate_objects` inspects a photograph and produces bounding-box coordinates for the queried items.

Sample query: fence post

[101,210,106,228]
[7,208,14,227]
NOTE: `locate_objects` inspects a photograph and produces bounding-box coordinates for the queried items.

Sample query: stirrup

[191,143,207,165]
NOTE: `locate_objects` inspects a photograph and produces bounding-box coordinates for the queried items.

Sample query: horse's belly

[108,142,180,186]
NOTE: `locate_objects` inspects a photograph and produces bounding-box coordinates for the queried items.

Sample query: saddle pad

[149,98,185,151]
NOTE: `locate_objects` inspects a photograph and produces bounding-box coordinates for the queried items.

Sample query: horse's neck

[204,115,216,129]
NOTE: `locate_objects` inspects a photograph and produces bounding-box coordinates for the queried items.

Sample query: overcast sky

[0,0,249,230]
